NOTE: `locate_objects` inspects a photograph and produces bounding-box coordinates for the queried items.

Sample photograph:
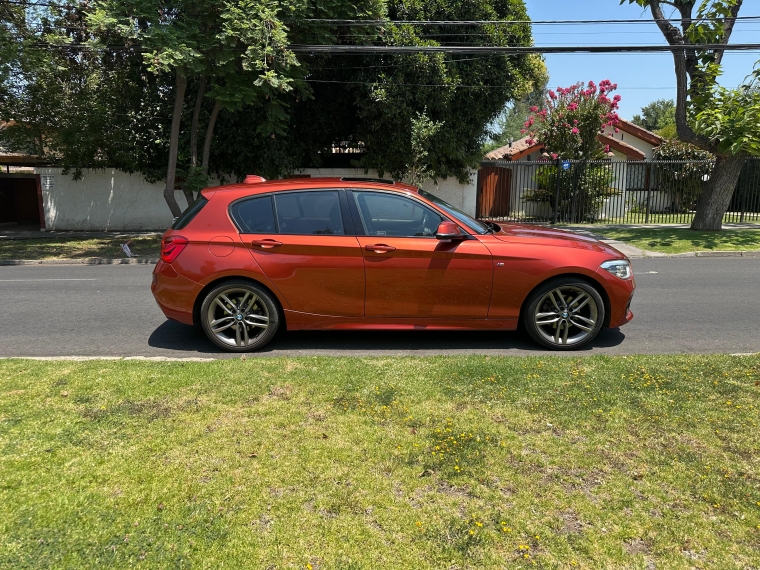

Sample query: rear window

[230,195,276,233]
[172,196,208,230]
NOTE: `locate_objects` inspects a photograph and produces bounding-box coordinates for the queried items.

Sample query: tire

[522,277,605,351]
[200,279,280,352]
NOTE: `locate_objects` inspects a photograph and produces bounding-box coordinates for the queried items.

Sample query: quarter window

[230,195,276,234]
[353,191,442,237]
[274,191,344,235]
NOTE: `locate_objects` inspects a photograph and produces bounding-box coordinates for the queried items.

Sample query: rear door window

[274,191,344,235]
[230,195,276,233]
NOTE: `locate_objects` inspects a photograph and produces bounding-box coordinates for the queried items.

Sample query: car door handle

[251,239,282,249]
[365,244,396,253]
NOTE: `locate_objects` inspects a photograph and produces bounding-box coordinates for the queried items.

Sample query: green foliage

[693,84,760,156]
[523,162,619,222]
[653,139,714,212]
[656,123,678,140]
[2,0,540,190]
[408,108,444,186]
[483,59,548,153]
[632,98,675,132]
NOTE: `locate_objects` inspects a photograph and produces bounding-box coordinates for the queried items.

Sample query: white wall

[36,168,204,231]
[298,167,478,216]
[601,125,657,159]
[36,166,478,231]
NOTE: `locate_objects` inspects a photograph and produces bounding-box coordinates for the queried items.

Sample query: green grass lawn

[0,235,161,260]
[595,228,760,254]
[1,355,759,569]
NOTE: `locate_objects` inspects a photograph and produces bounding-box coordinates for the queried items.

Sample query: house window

[626,163,649,191]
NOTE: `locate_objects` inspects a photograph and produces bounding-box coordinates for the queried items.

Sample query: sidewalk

[0,230,162,240]
[561,224,760,258]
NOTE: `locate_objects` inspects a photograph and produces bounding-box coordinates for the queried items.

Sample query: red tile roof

[616,119,662,146]
[484,136,544,161]
[597,134,646,160]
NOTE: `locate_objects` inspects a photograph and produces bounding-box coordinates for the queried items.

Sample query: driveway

[0,258,757,357]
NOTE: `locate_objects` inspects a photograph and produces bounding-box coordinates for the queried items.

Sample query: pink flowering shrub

[522,80,621,160]
[521,80,622,221]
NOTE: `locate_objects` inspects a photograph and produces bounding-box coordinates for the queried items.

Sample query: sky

[524,0,760,119]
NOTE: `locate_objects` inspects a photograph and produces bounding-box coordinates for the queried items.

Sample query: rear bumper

[151,260,202,325]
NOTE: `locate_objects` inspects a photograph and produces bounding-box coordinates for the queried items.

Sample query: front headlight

[600,259,631,280]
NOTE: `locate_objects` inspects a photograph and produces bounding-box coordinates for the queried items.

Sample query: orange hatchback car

[152,176,634,352]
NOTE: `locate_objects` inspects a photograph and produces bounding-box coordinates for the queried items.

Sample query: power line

[24,42,760,55]
[288,16,760,26]
[290,43,760,55]
[302,79,679,89]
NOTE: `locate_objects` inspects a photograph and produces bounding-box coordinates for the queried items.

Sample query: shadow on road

[148,320,626,354]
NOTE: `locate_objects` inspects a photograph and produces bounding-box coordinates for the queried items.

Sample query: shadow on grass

[147,320,626,355]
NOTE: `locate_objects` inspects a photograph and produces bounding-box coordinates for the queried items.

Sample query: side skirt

[284,310,518,331]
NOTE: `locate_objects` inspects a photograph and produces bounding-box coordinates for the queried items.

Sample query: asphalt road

[0,258,758,358]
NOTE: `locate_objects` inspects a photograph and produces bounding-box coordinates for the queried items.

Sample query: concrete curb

[0,356,216,362]
[0,258,159,266]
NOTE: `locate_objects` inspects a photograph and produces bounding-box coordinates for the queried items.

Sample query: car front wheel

[200,280,280,352]
[523,277,605,350]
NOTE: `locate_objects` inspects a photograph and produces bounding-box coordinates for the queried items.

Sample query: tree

[632,98,675,131]
[484,62,548,153]
[523,79,622,160]
[3,0,541,214]
[622,0,760,230]
[521,80,622,221]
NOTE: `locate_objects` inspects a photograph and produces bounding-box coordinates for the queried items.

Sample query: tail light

[161,236,189,263]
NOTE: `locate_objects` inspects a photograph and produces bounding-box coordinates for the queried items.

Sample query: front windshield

[418,189,491,234]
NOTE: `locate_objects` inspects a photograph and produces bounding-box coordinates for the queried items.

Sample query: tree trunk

[182,76,208,208]
[164,71,187,218]
[201,99,222,176]
[690,153,746,231]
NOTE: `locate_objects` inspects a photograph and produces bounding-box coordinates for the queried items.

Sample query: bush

[653,140,714,213]
[523,162,619,222]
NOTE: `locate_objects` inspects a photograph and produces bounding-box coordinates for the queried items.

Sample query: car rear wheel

[523,277,604,350]
[200,280,279,352]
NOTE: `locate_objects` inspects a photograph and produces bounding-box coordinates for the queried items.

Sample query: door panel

[357,236,493,318]
[238,190,364,317]
[245,234,365,317]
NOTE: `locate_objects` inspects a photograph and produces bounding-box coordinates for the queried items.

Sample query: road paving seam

[0,356,217,362]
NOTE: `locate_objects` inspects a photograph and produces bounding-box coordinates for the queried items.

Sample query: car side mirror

[436,220,465,241]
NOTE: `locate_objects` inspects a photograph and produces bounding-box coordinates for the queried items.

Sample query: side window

[230,195,276,234]
[274,191,344,235]
[353,191,443,237]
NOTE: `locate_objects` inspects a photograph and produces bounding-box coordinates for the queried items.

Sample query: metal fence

[476,158,760,224]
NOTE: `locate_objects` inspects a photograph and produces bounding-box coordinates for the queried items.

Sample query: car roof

[200,177,421,200]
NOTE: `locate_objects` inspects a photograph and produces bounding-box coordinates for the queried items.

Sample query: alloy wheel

[533,285,599,347]
[205,287,270,348]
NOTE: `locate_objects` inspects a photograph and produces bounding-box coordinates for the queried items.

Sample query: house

[477,122,664,220]
[484,136,545,162]
[0,122,47,231]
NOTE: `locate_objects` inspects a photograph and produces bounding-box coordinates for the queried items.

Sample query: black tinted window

[172,196,208,230]
[274,191,344,235]
[353,192,442,237]
[231,196,276,233]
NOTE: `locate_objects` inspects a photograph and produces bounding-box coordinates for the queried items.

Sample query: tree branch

[714,0,743,66]
[649,0,712,150]
[648,0,685,45]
